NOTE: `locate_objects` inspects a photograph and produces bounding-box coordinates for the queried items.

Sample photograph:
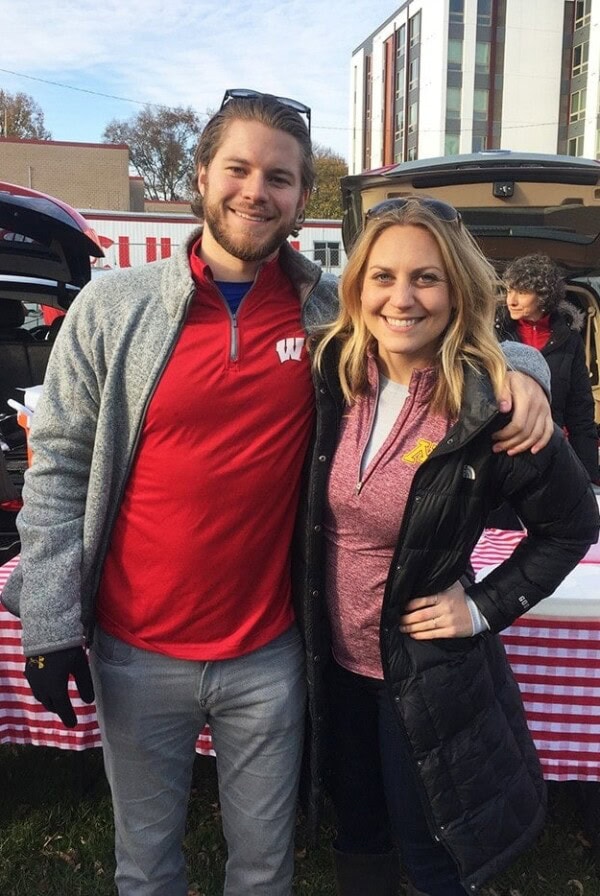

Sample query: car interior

[0,183,103,563]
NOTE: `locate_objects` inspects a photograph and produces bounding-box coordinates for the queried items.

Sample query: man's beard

[202,196,299,264]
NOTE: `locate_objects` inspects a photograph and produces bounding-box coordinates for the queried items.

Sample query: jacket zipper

[230,315,239,361]
[214,281,253,363]
[355,376,381,494]
[378,464,467,875]
[355,377,421,494]
[378,412,499,885]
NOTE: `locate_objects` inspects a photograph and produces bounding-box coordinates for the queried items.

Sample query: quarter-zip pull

[212,278,254,363]
[230,315,239,362]
[356,480,363,495]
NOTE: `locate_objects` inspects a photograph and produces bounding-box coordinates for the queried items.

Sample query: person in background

[3,94,553,895]
[301,198,599,896]
[497,253,599,483]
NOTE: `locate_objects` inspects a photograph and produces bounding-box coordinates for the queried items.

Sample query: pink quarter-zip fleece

[324,360,453,678]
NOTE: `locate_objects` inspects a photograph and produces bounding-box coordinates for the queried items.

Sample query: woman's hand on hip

[398,581,473,639]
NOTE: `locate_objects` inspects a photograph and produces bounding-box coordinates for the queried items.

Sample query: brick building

[0,137,139,210]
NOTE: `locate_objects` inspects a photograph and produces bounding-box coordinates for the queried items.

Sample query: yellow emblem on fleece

[402,438,437,464]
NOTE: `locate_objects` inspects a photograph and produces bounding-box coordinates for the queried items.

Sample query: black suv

[0,182,103,563]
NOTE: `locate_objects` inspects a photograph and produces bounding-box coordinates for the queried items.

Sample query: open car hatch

[0,182,103,310]
[341,152,600,277]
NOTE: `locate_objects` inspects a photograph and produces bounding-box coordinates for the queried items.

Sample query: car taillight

[0,500,22,512]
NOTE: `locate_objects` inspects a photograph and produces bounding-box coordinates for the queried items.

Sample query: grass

[0,744,598,895]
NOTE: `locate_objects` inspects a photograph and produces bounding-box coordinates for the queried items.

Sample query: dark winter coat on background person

[292,338,600,892]
[495,301,599,481]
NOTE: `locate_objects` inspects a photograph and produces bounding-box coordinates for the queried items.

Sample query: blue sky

[0,0,396,161]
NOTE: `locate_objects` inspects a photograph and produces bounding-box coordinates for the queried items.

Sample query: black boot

[332,847,400,896]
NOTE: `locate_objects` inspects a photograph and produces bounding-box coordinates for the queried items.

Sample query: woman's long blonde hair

[313,199,507,416]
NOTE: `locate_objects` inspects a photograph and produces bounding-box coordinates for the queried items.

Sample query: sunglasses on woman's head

[219,88,311,137]
[365,197,461,224]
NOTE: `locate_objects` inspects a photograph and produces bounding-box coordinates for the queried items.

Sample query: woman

[302,199,599,896]
[497,254,598,482]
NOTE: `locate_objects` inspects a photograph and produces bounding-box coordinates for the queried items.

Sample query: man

[2,92,552,896]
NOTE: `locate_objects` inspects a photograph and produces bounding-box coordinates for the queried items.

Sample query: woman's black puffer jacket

[292,342,600,892]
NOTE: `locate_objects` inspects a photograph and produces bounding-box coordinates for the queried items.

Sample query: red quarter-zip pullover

[97,241,314,659]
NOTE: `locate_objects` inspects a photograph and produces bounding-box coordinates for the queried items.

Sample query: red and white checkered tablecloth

[472,527,600,782]
[2,536,599,779]
[0,556,214,754]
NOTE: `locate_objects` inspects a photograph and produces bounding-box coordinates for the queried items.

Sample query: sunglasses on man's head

[220,88,311,137]
[365,197,461,224]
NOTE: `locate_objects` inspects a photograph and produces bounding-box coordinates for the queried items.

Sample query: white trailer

[80,210,346,275]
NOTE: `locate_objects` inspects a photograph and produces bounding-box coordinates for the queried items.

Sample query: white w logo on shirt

[275,337,305,363]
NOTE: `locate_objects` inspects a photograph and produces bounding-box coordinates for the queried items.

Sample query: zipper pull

[231,315,239,361]
[356,481,363,495]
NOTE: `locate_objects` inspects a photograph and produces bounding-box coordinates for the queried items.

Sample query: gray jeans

[90,624,306,896]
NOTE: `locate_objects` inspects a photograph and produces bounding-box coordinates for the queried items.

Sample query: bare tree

[305,144,348,220]
[0,90,51,139]
[103,105,204,201]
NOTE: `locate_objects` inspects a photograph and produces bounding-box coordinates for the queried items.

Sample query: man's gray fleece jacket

[1,229,550,656]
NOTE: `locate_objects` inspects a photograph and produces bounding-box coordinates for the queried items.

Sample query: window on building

[409,57,419,91]
[596,129,600,160]
[477,0,493,26]
[395,107,405,142]
[475,41,490,74]
[472,134,488,152]
[572,42,589,77]
[446,87,462,119]
[408,102,418,134]
[575,0,591,29]
[395,27,406,100]
[445,134,460,156]
[407,145,418,161]
[396,67,406,101]
[448,38,463,71]
[409,11,421,48]
[473,88,489,121]
[449,0,464,25]
[314,242,340,268]
[396,23,406,58]
[570,88,587,123]
[568,134,584,157]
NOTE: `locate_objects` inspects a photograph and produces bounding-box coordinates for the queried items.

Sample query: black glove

[24,646,95,728]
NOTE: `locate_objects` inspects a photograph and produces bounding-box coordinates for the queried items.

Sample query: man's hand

[399,581,473,639]
[492,370,553,455]
[24,646,94,728]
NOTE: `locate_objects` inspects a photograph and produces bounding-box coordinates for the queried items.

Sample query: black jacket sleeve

[467,426,600,632]
[562,336,599,482]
